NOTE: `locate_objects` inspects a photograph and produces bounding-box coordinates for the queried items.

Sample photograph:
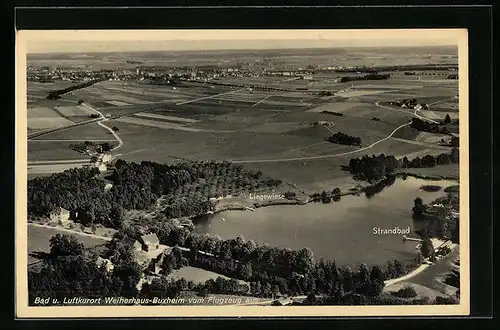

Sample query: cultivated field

[28,67,458,192]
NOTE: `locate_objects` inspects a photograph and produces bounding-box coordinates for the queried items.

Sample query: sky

[20,29,462,54]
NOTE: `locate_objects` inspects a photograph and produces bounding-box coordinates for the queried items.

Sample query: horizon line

[27,44,458,55]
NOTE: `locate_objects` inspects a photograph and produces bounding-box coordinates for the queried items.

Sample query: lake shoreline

[202,173,458,216]
[193,176,457,267]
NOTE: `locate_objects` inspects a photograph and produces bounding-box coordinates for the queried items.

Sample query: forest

[28,160,282,228]
[28,234,142,304]
[29,225,438,306]
[117,221,423,300]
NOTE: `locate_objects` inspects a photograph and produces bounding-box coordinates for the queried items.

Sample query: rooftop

[141,233,160,244]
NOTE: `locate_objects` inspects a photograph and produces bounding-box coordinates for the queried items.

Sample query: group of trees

[347,154,400,182]
[28,160,282,229]
[402,149,459,169]
[346,149,459,182]
[69,141,113,154]
[391,285,418,298]
[46,79,103,100]
[339,73,390,83]
[307,293,458,305]
[194,277,248,297]
[412,194,460,243]
[138,278,191,300]
[321,111,343,116]
[326,132,362,146]
[159,247,188,275]
[310,188,342,203]
[411,117,450,134]
[363,175,397,198]
[390,98,423,109]
[28,234,142,305]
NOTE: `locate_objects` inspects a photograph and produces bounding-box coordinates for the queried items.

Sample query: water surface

[195,177,457,267]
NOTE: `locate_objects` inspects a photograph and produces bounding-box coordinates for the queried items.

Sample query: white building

[49,207,71,225]
[96,257,114,272]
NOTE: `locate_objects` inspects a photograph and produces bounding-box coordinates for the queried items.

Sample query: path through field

[230,98,450,164]
[80,103,124,151]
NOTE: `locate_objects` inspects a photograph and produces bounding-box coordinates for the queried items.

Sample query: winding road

[231,123,410,164]
[229,98,449,164]
[80,103,124,151]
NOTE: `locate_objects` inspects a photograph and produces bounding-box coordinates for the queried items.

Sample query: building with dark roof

[120,236,142,252]
[140,233,160,252]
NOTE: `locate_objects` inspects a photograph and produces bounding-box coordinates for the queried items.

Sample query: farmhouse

[140,233,160,252]
[148,247,173,275]
[49,206,70,225]
[120,236,142,252]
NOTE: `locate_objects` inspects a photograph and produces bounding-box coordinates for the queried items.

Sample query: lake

[194,177,458,268]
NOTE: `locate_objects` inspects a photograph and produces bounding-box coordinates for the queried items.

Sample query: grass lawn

[167,266,247,285]
[406,164,459,180]
[28,224,108,265]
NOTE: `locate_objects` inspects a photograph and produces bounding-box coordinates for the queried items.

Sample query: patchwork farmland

[27,68,459,194]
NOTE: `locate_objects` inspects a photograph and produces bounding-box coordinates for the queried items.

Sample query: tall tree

[420,237,435,258]
[444,114,451,124]
[49,234,84,258]
[356,263,372,296]
[370,266,385,296]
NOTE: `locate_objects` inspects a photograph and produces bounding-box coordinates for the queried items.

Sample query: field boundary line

[175,88,244,106]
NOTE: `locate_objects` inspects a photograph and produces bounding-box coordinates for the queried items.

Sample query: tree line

[30,229,430,305]
[339,73,390,83]
[346,149,459,182]
[28,160,282,229]
[115,222,424,300]
[46,79,103,100]
[411,117,450,134]
[326,132,362,146]
[309,188,342,203]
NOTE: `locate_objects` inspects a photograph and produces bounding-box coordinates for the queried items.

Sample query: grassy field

[28,141,91,161]
[167,266,248,285]
[30,121,114,140]
[28,224,108,265]
[405,164,460,180]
